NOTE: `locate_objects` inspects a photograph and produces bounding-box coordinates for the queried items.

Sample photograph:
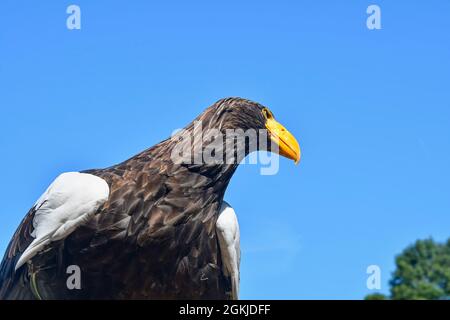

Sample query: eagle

[0,97,300,300]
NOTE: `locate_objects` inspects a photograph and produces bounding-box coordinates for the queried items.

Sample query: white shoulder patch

[15,172,110,270]
[216,201,241,300]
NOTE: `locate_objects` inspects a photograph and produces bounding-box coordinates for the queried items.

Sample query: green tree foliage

[364,293,388,300]
[389,238,450,300]
[365,238,450,300]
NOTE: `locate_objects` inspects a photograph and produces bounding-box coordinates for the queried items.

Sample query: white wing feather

[216,201,241,300]
[15,172,109,270]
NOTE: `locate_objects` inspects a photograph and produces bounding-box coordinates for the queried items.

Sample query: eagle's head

[197,97,301,164]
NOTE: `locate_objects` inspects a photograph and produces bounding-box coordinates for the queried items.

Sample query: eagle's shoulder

[11,172,110,270]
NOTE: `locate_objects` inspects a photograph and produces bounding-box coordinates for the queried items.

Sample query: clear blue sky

[1,1,449,299]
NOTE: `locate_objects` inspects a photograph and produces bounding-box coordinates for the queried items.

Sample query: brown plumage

[0,97,299,299]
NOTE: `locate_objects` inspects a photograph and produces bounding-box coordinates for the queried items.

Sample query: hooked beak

[265,117,301,164]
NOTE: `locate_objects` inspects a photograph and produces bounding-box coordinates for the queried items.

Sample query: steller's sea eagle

[0,97,300,299]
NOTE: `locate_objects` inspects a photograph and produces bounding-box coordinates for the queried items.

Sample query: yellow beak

[266,117,301,164]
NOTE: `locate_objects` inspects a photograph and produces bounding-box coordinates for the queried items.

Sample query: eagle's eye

[262,108,273,120]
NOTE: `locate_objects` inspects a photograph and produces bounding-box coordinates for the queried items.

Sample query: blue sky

[1,1,450,299]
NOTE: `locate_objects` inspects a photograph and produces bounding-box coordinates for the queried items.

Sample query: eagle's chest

[81,205,223,296]
[29,220,228,299]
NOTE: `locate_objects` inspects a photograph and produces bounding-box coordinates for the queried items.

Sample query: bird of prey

[0,97,300,300]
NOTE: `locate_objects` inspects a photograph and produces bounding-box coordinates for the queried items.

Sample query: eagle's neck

[129,138,242,200]
[136,122,247,185]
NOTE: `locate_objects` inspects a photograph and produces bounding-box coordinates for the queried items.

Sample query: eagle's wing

[11,172,110,270]
[216,201,241,300]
